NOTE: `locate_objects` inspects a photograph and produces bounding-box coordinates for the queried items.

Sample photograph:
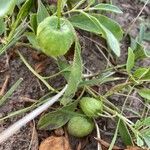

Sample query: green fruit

[37,16,75,57]
[80,97,103,118]
[67,116,94,138]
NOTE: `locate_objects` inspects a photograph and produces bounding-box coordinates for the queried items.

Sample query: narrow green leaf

[0,78,23,106]
[137,23,146,44]
[79,71,116,87]
[102,25,120,56]
[90,4,123,13]
[144,32,150,41]
[0,21,25,55]
[0,0,17,17]
[17,0,26,5]
[105,82,130,97]
[37,0,49,24]
[25,32,41,50]
[133,68,149,80]
[108,119,120,150]
[143,135,150,148]
[61,38,83,105]
[118,119,133,145]
[38,101,78,130]
[142,69,150,81]
[8,0,33,40]
[13,0,33,26]
[87,0,95,6]
[135,117,150,129]
[131,39,150,60]
[57,58,71,81]
[30,13,37,33]
[126,47,135,74]
[136,136,144,147]
[0,18,5,35]
[137,88,150,101]
[79,77,121,87]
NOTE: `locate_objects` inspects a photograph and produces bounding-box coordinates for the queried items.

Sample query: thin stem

[57,0,62,29]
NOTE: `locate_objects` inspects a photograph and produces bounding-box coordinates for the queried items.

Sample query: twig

[94,119,102,150]
[0,75,10,96]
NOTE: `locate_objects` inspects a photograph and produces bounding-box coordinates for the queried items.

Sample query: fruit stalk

[57,0,62,29]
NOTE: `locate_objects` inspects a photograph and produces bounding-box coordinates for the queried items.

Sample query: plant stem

[57,0,62,29]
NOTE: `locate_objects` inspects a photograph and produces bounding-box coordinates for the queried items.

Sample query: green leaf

[0,21,26,55]
[131,39,150,60]
[137,23,146,43]
[79,71,116,87]
[144,32,150,41]
[143,135,150,148]
[0,0,17,17]
[105,82,130,97]
[69,13,123,41]
[37,0,49,24]
[126,47,135,74]
[25,32,41,50]
[68,0,81,6]
[133,68,150,80]
[136,136,144,147]
[69,14,101,34]
[57,58,71,81]
[87,0,95,6]
[102,25,120,56]
[17,0,26,5]
[142,69,150,81]
[0,18,5,35]
[137,88,150,101]
[8,0,33,40]
[90,4,123,13]
[79,77,120,87]
[61,38,83,105]
[69,12,121,56]
[135,117,150,129]
[118,119,133,146]
[38,101,78,130]
[92,14,123,41]
[14,0,33,26]
[0,78,23,106]
[30,13,37,33]
[108,119,120,150]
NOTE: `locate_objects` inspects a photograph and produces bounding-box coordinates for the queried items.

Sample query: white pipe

[0,85,68,143]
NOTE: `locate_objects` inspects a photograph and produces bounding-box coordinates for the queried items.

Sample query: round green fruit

[80,97,103,118]
[37,16,75,57]
[67,116,94,138]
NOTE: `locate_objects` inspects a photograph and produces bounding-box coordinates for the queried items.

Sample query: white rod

[0,85,68,143]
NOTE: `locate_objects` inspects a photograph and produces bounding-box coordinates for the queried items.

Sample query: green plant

[67,116,94,137]
[1,0,150,149]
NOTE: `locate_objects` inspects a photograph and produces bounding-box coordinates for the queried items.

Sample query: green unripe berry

[80,97,103,118]
[67,116,94,138]
[37,16,75,57]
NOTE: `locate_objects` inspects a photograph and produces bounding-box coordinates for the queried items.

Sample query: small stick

[94,119,102,150]
[0,85,67,143]
[0,75,10,96]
